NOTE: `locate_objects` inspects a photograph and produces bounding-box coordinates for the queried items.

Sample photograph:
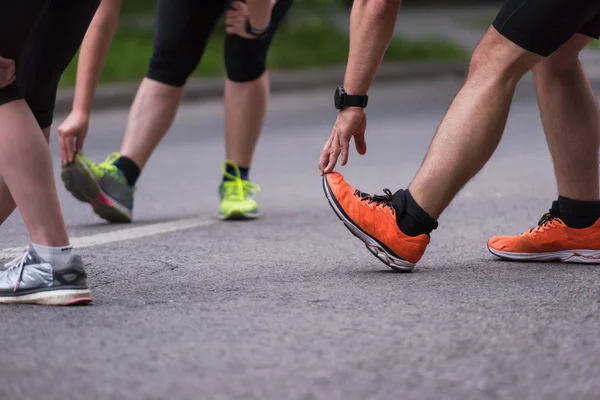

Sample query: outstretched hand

[319,108,367,175]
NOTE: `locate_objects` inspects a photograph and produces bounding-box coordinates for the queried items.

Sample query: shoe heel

[61,160,100,203]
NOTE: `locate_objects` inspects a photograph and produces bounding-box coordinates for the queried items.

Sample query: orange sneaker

[488,208,600,263]
[322,172,430,272]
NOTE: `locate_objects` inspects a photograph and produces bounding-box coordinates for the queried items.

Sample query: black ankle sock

[114,156,140,186]
[557,196,600,228]
[223,165,249,182]
[392,189,439,236]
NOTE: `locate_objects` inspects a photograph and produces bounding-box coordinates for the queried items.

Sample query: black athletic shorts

[0,0,99,128]
[493,0,600,57]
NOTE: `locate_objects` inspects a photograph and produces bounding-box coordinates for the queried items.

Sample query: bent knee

[225,35,268,83]
[467,27,542,83]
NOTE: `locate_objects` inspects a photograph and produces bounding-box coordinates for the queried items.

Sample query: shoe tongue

[550,200,561,217]
[25,245,41,264]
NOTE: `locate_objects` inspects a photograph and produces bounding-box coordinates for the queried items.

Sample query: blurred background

[57,0,515,89]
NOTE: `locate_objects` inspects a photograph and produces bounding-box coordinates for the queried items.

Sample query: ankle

[392,189,439,237]
[114,156,140,186]
[557,196,600,229]
[223,162,250,182]
[31,242,73,267]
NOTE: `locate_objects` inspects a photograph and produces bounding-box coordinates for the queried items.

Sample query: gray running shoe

[0,246,92,306]
[61,153,134,223]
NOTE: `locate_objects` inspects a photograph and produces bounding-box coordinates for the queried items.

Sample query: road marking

[0,217,216,260]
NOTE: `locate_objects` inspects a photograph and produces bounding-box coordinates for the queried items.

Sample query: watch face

[334,87,344,109]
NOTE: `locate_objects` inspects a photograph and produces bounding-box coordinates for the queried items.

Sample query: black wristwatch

[334,87,368,110]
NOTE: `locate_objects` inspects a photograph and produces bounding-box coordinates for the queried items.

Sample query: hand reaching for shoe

[319,108,368,175]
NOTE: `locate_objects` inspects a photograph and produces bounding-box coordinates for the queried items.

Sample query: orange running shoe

[322,172,430,271]
[488,207,600,263]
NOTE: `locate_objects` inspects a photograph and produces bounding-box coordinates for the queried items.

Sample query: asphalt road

[1,75,600,400]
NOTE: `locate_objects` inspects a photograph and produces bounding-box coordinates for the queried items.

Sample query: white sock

[31,243,74,267]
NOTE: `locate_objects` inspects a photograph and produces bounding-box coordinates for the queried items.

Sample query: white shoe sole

[322,176,415,272]
[0,289,92,306]
[488,246,600,264]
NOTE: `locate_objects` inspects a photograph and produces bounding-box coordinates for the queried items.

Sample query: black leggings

[0,0,99,129]
[148,0,294,87]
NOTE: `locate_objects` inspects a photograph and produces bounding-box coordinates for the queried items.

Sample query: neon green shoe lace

[79,152,127,184]
[220,160,261,201]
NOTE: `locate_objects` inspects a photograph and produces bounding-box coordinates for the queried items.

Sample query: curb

[54,60,468,114]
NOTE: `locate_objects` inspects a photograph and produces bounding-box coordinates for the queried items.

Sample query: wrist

[245,17,270,38]
[342,79,368,96]
[334,87,368,110]
[71,107,90,119]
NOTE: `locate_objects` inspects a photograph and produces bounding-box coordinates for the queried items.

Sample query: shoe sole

[62,158,132,223]
[218,210,260,221]
[322,176,415,272]
[0,289,92,306]
[488,246,600,264]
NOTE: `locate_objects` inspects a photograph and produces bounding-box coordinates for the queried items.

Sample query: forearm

[343,0,401,95]
[72,0,122,115]
[245,0,271,30]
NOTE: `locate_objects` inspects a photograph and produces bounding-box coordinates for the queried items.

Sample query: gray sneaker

[61,153,134,223]
[0,246,92,306]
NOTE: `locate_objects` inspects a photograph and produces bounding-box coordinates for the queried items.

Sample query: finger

[73,135,85,153]
[66,136,75,163]
[2,76,16,88]
[325,150,338,174]
[325,139,341,174]
[58,136,69,165]
[231,1,243,10]
[225,26,235,34]
[319,150,330,174]
[319,138,333,174]
[0,57,13,67]
[354,132,367,155]
[340,135,350,166]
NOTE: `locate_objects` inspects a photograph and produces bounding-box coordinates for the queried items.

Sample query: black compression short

[0,0,99,129]
[493,0,600,57]
[147,0,294,86]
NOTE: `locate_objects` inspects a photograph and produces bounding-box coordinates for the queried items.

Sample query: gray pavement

[1,76,600,400]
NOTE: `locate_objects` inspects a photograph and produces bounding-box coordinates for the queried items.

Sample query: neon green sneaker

[218,161,261,220]
[61,152,134,223]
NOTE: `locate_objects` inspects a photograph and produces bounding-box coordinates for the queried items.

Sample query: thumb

[354,132,367,155]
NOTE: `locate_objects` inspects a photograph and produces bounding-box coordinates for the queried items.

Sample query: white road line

[0,217,216,260]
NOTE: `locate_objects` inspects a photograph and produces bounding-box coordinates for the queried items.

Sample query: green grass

[59,16,467,88]
[460,15,495,30]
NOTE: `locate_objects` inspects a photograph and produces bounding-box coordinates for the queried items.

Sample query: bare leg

[0,125,52,224]
[119,78,183,169]
[408,28,542,219]
[224,72,269,167]
[533,34,599,201]
[0,102,68,246]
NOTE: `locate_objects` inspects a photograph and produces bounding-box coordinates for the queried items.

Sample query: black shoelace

[529,208,560,233]
[355,188,395,215]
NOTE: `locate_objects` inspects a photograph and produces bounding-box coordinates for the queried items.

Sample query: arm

[71,0,122,116]
[58,0,121,163]
[245,0,271,31]
[318,0,402,173]
[343,0,401,95]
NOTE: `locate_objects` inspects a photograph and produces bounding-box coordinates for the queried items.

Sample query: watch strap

[343,94,368,108]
